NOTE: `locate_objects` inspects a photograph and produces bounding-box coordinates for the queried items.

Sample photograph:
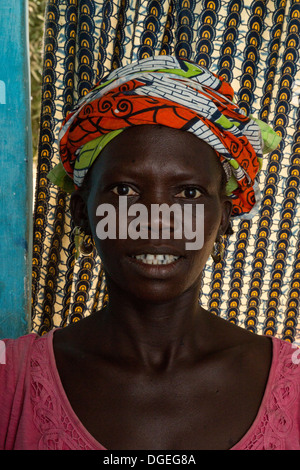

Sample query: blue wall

[0,0,33,338]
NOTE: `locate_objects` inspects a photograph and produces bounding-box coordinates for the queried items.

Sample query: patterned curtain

[32,0,300,343]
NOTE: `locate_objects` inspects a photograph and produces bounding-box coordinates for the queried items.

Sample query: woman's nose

[130,190,181,239]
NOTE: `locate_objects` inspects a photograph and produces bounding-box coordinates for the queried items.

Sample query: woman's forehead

[89,125,222,181]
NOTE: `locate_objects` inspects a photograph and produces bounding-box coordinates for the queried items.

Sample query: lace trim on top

[231,338,300,450]
[30,330,298,450]
[30,330,105,450]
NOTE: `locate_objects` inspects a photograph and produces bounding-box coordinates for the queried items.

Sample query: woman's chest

[54,353,268,450]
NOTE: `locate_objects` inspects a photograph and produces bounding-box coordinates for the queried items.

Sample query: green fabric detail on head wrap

[215,114,234,129]
[92,77,116,92]
[47,162,76,194]
[156,61,204,79]
[225,175,239,195]
[75,128,124,172]
[224,118,279,197]
[250,115,282,154]
[225,158,239,195]
[229,158,239,169]
[47,129,125,193]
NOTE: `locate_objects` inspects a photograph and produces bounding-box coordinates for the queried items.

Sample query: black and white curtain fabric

[32,0,300,343]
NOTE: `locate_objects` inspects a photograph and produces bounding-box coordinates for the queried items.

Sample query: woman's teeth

[133,254,180,265]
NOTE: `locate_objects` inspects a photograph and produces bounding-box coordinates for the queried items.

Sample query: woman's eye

[111,184,138,196]
[175,188,202,199]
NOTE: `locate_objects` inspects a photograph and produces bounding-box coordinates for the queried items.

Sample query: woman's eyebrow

[102,164,205,179]
[101,170,216,188]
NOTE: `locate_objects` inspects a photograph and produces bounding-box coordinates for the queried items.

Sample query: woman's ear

[220,198,233,236]
[70,191,91,235]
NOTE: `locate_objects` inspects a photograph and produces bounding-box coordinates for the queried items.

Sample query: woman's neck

[100,281,205,371]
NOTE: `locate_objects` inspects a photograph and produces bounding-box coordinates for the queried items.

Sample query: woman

[1,56,299,450]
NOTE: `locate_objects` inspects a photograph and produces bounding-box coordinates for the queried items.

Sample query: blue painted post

[0,0,33,338]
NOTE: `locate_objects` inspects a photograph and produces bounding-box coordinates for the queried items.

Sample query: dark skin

[53,125,272,450]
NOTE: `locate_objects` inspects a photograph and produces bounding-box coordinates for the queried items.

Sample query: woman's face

[73,125,232,303]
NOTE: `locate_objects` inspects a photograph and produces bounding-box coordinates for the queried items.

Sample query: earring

[73,226,94,259]
[211,235,225,263]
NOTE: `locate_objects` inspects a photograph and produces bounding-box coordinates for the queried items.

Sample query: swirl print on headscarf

[49,55,281,219]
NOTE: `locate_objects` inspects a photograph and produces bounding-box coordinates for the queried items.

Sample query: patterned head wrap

[48,55,280,219]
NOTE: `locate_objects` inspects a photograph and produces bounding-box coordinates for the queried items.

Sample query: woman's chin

[105,261,203,306]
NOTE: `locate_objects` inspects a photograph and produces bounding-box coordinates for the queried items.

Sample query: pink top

[0,329,300,450]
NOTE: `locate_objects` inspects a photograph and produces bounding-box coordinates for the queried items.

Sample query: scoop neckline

[46,328,277,451]
[230,335,277,450]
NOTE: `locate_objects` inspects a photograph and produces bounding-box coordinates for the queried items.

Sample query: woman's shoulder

[0,331,55,385]
[2,330,53,362]
[2,330,40,349]
[2,332,40,369]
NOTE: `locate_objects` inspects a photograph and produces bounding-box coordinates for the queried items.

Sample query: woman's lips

[126,252,185,278]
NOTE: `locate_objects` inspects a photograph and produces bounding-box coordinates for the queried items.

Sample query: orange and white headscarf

[48,55,280,219]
